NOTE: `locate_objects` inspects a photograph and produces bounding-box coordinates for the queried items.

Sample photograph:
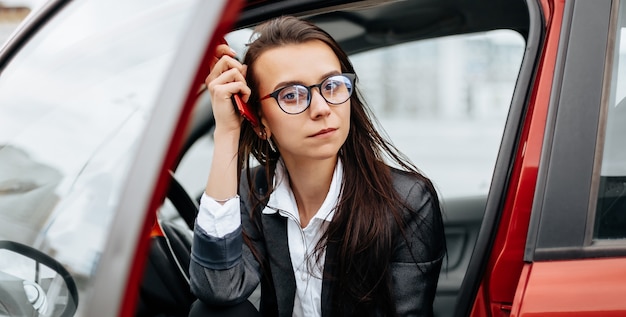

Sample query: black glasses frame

[260,73,356,114]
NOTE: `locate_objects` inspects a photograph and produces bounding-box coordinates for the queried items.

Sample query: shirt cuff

[196,192,241,237]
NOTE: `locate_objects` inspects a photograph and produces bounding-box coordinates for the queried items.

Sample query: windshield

[0,0,199,313]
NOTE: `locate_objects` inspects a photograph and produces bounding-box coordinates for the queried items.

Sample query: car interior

[137,0,532,316]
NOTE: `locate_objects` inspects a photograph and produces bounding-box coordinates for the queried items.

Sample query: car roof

[236,0,529,54]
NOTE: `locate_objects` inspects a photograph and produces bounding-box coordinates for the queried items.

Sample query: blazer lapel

[262,213,296,317]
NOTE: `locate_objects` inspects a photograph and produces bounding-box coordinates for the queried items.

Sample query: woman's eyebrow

[319,70,341,80]
[271,79,303,91]
[271,70,342,91]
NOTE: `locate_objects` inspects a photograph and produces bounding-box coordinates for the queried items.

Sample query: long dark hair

[238,16,442,316]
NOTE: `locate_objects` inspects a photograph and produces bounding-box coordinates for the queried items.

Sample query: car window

[0,0,200,313]
[177,30,525,200]
[350,31,524,199]
[594,1,626,240]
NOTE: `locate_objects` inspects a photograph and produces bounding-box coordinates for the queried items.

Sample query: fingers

[208,43,237,71]
[216,43,237,59]
[206,56,248,96]
[207,67,250,99]
[208,55,246,81]
[204,41,251,130]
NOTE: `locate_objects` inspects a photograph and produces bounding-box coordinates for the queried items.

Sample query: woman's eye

[324,80,342,92]
[283,92,296,101]
[279,86,307,105]
[279,87,297,101]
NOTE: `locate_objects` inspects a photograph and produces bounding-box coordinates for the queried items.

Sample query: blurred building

[351,31,525,120]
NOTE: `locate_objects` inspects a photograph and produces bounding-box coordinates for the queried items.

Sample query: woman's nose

[308,89,331,118]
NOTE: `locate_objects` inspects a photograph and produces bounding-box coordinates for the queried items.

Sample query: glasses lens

[278,85,309,113]
[321,75,353,104]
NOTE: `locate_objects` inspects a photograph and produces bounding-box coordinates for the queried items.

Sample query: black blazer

[189,165,445,316]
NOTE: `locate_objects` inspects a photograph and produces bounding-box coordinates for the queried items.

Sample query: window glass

[0,0,199,312]
[177,30,526,201]
[350,31,525,198]
[594,2,626,239]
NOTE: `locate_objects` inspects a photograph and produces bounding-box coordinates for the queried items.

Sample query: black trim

[534,242,626,260]
[527,0,616,261]
[233,0,530,55]
[235,0,364,28]
[0,0,67,71]
[452,0,544,315]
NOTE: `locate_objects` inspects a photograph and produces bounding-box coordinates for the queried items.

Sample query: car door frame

[515,0,626,315]
[85,1,245,315]
[526,0,619,260]
[454,0,550,314]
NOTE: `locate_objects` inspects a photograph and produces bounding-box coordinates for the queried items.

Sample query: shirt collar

[263,159,342,223]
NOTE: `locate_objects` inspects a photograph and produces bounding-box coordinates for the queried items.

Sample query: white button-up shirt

[196,160,342,317]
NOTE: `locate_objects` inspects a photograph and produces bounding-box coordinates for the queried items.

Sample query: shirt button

[301,273,307,281]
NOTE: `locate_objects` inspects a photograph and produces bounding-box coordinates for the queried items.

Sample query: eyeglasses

[260,73,355,115]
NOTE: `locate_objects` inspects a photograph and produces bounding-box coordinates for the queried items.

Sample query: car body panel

[509,0,626,316]
[480,0,626,316]
[512,259,626,317]
[469,0,565,315]
[486,0,562,301]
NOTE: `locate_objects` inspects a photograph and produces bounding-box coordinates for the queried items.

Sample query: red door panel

[470,0,565,315]
[512,259,626,317]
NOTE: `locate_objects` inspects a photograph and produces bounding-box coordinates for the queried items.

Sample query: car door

[458,0,626,316]
[512,0,626,315]
[442,0,553,314]
[0,0,237,316]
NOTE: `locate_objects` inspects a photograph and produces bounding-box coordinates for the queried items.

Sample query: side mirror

[0,241,78,317]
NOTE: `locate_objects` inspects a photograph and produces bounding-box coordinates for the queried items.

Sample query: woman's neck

[282,156,337,228]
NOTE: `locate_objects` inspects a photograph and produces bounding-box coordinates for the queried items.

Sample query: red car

[1,0,625,316]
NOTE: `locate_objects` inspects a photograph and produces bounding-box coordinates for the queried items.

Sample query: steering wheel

[0,241,79,317]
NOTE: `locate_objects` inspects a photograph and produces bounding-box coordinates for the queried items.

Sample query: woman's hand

[203,42,248,202]
[205,43,251,134]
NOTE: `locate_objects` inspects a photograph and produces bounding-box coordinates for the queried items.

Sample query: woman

[189,16,445,317]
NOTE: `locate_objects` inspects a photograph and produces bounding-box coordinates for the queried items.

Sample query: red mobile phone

[232,94,259,127]
[218,38,259,127]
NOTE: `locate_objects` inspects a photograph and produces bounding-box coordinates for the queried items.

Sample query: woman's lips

[310,128,337,137]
